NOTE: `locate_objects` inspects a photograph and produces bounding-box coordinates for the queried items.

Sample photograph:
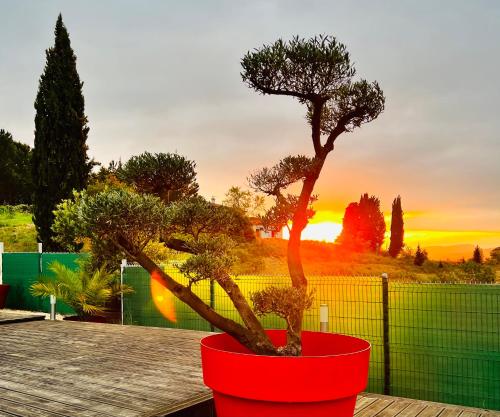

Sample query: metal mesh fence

[122,265,500,410]
[2,252,85,314]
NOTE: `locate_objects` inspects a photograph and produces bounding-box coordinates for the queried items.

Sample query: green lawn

[0,207,37,252]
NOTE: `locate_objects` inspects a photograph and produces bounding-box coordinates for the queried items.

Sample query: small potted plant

[54,34,384,417]
[31,260,132,322]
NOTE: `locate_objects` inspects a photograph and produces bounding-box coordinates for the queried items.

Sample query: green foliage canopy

[0,130,33,204]
[337,193,386,252]
[118,152,199,204]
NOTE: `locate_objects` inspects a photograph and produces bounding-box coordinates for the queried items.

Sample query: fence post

[0,242,3,285]
[49,295,56,320]
[209,280,215,332]
[320,303,329,332]
[120,259,127,325]
[38,242,43,274]
[381,272,391,395]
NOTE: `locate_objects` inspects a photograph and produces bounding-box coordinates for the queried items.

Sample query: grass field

[0,206,37,252]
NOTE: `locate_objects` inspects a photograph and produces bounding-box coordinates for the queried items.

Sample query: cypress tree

[388,195,404,257]
[472,245,483,264]
[32,14,92,250]
[414,245,428,266]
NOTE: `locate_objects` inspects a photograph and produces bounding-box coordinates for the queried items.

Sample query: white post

[0,242,4,285]
[320,303,329,333]
[120,259,127,325]
[38,242,43,273]
[49,295,56,320]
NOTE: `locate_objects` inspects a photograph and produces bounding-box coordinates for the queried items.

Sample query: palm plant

[31,261,132,318]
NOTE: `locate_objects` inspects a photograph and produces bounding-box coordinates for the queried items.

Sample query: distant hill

[424,245,493,261]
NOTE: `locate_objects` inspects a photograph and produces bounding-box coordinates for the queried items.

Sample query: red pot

[0,284,10,309]
[201,330,370,417]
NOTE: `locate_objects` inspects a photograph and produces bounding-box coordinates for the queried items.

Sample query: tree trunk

[116,236,278,355]
[286,158,326,354]
[216,274,275,352]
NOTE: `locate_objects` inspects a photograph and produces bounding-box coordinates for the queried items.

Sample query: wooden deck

[0,320,498,417]
[0,311,45,325]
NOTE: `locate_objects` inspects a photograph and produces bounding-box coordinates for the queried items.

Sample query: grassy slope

[0,210,37,252]
[250,239,500,281]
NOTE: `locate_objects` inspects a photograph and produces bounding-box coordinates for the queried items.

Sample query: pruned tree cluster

[53,34,384,356]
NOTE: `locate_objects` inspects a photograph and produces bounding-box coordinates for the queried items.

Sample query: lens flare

[150,271,177,323]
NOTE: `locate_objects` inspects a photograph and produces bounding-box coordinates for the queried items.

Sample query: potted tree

[53,35,384,417]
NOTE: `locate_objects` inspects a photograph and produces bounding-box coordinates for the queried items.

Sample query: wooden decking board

[356,397,395,416]
[418,405,446,417]
[439,409,463,417]
[0,312,45,325]
[396,402,428,416]
[374,399,413,416]
[0,320,498,417]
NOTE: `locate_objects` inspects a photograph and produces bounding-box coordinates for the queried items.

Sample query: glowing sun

[283,221,343,242]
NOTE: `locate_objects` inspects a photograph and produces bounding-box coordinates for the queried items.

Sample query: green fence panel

[2,252,87,315]
[3,253,41,311]
[389,283,500,410]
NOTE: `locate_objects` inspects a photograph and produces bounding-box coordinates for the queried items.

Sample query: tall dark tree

[118,152,199,204]
[472,245,483,264]
[32,15,92,250]
[336,193,386,252]
[414,245,428,266]
[388,195,404,257]
[0,129,33,204]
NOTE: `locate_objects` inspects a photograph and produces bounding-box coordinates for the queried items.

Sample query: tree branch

[116,235,278,355]
[310,99,327,156]
[256,85,317,101]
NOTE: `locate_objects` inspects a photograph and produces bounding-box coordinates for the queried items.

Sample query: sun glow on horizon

[282,221,343,242]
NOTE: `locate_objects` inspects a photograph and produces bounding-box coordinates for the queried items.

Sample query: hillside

[241,239,499,282]
[425,244,492,261]
[0,206,37,252]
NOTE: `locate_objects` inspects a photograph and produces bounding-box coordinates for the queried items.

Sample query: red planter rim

[201,330,371,358]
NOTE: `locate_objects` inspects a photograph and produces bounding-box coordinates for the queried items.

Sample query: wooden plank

[418,405,445,417]
[373,399,412,416]
[354,396,378,413]
[440,408,465,417]
[386,401,426,417]
[0,312,45,325]
[460,412,481,417]
[356,397,394,416]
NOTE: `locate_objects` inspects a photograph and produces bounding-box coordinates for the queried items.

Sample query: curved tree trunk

[286,157,326,354]
[116,235,278,355]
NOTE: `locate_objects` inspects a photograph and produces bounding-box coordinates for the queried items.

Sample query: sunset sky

[1,1,499,250]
